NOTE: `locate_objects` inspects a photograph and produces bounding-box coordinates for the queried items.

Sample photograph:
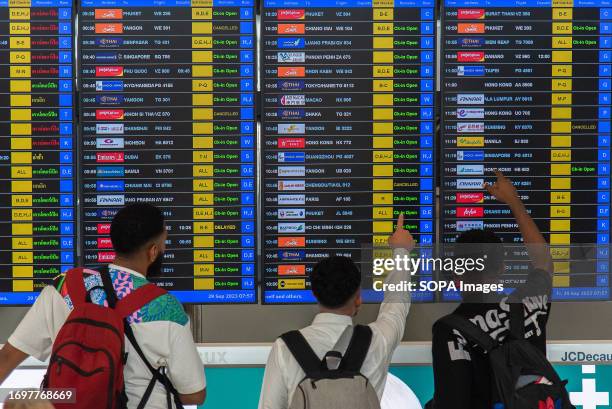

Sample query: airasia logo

[278,138,305,148]
[457,207,484,217]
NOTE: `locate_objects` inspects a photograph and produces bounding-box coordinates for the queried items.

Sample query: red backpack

[43,267,167,409]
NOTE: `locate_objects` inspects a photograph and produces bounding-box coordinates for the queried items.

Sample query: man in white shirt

[258,214,415,409]
[0,203,206,409]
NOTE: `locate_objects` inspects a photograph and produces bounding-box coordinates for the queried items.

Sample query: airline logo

[278,152,305,162]
[95,66,124,77]
[277,24,305,34]
[458,23,485,34]
[278,237,306,247]
[277,9,305,19]
[278,222,306,233]
[281,95,305,106]
[95,9,123,19]
[277,108,305,119]
[278,180,305,191]
[96,138,124,149]
[96,194,125,205]
[278,278,305,289]
[97,237,114,249]
[95,80,123,91]
[96,123,124,134]
[98,252,116,262]
[96,166,125,177]
[278,264,306,276]
[457,150,485,161]
[278,194,305,205]
[456,178,484,189]
[456,192,484,203]
[457,122,485,133]
[278,123,305,134]
[457,94,484,105]
[96,109,124,120]
[278,166,305,177]
[96,152,124,163]
[278,250,306,261]
[457,51,485,62]
[457,164,484,175]
[459,37,485,47]
[95,23,123,34]
[457,220,484,231]
[457,108,484,119]
[96,95,124,105]
[278,138,305,148]
[457,207,484,218]
[457,65,485,76]
[278,52,305,63]
[278,208,305,219]
[96,180,125,192]
[96,37,123,48]
[95,52,118,62]
[457,136,485,147]
[97,208,118,219]
[278,66,305,78]
[97,223,111,234]
[458,9,485,19]
[277,37,305,49]
[277,80,304,91]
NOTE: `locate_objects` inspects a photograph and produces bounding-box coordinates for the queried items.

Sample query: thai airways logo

[459,37,485,47]
[95,80,123,91]
[277,80,304,91]
[457,23,485,34]
[96,194,124,205]
[278,52,305,63]
[278,166,305,177]
[456,192,485,203]
[96,138,124,149]
[277,24,305,34]
[95,37,123,48]
[96,152,124,163]
[277,138,305,148]
[278,108,305,119]
[278,123,305,134]
[278,208,305,219]
[457,94,484,104]
[457,65,485,76]
[457,122,485,133]
[278,194,306,205]
[95,23,123,34]
[457,51,485,62]
[278,152,305,162]
[278,67,305,78]
[456,179,484,189]
[278,222,306,233]
[278,180,305,191]
[457,150,485,161]
[458,9,485,19]
[96,95,124,105]
[96,109,124,120]
[95,9,123,19]
[456,220,484,231]
[97,208,119,219]
[278,250,306,261]
[95,66,123,77]
[278,265,306,275]
[278,237,306,247]
[457,207,484,218]
[96,123,124,134]
[457,108,485,119]
[457,164,484,175]
[457,136,485,147]
[280,95,305,106]
[277,9,305,20]
[278,37,305,49]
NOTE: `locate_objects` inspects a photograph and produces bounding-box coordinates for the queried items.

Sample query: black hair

[310,256,361,309]
[110,203,165,255]
[456,229,505,276]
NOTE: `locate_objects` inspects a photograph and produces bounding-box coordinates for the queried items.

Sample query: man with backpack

[429,171,573,409]
[258,214,415,409]
[0,203,206,409]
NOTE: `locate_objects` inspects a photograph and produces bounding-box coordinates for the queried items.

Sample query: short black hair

[110,203,165,255]
[310,256,361,309]
[456,229,504,276]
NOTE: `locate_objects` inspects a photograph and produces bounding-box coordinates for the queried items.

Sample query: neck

[319,306,354,317]
[112,256,148,277]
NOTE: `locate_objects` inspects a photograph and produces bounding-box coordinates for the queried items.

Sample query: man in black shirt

[431,170,553,409]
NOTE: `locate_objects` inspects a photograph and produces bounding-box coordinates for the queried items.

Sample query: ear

[148,242,159,263]
[354,288,362,308]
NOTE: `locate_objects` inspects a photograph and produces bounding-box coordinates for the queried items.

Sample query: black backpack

[430,302,574,409]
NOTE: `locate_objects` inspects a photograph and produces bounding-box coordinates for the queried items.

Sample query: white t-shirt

[8,264,205,409]
[381,374,422,409]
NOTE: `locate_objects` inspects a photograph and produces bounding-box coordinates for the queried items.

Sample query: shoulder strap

[65,268,86,307]
[437,315,498,352]
[340,325,372,372]
[508,301,525,340]
[332,325,354,354]
[115,284,167,319]
[280,330,322,377]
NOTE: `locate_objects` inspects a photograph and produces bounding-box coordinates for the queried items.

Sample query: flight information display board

[0,0,75,304]
[79,0,257,303]
[441,0,611,300]
[261,0,436,303]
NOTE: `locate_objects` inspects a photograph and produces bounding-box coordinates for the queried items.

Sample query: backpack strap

[437,315,498,353]
[65,268,87,306]
[115,284,167,319]
[339,325,373,372]
[280,330,322,378]
[508,300,525,340]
